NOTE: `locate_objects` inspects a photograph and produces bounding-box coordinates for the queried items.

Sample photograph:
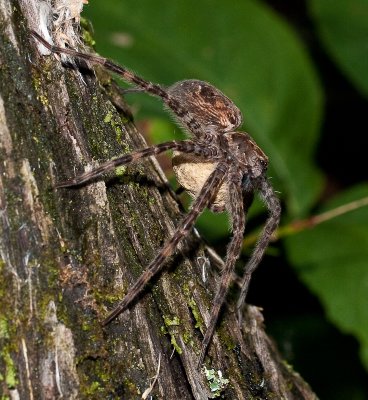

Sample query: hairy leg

[102,163,228,325]
[56,140,212,187]
[31,30,170,100]
[198,172,246,366]
[31,31,230,142]
[236,178,281,322]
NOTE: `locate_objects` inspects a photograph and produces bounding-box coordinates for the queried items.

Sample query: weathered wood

[0,2,317,399]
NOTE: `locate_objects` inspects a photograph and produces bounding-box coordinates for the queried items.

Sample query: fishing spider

[31,30,281,366]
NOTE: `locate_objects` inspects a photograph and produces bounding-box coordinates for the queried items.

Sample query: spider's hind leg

[236,177,281,323]
[198,173,246,366]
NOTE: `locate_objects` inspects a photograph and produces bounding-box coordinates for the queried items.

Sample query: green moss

[84,381,101,395]
[81,321,91,331]
[0,340,17,390]
[182,283,205,331]
[78,360,113,397]
[147,194,156,206]
[170,335,182,355]
[188,297,204,331]
[103,111,113,124]
[103,109,127,148]
[92,282,126,310]
[182,331,194,346]
[126,181,150,203]
[162,315,183,354]
[3,352,17,389]
[80,17,96,48]
[32,75,49,106]
[160,325,168,335]
[217,323,236,352]
[163,315,180,327]
[0,317,9,339]
[115,165,127,177]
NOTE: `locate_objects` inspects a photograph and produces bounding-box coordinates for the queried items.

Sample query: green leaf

[84,0,323,217]
[285,184,368,371]
[309,0,368,98]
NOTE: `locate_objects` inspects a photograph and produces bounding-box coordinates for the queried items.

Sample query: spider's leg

[120,87,146,94]
[31,32,214,140]
[56,140,202,187]
[198,172,246,366]
[236,177,281,322]
[102,163,228,326]
[31,30,170,101]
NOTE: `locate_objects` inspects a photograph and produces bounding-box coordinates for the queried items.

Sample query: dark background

[256,1,368,398]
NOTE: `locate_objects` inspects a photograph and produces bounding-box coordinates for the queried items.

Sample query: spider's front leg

[236,177,281,322]
[56,140,200,187]
[198,172,246,366]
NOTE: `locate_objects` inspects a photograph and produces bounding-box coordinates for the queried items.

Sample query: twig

[141,354,161,400]
[243,195,368,249]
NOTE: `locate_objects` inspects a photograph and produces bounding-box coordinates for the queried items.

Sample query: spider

[31,30,281,366]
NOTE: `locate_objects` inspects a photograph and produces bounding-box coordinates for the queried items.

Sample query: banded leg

[31,30,170,101]
[198,172,246,366]
[236,177,281,322]
[31,31,218,140]
[102,163,228,325]
[56,140,206,187]
[31,30,191,126]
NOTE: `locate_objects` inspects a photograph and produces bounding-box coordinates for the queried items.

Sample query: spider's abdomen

[172,151,228,213]
[167,80,243,136]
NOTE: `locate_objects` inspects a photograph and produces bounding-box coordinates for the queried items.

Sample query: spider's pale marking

[31,30,281,368]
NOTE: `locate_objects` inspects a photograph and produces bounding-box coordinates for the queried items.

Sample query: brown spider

[31,30,281,366]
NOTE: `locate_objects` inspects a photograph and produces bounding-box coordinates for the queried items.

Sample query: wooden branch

[0,2,317,399]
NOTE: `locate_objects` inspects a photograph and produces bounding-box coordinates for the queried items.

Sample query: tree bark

[0,2,317,399]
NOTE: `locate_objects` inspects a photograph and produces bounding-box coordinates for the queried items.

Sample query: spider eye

[199,85,215,98]
[260,159,268,169]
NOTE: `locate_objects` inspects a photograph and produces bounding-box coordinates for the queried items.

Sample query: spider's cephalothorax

[167,79,243,138]
[31,30,281,367]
